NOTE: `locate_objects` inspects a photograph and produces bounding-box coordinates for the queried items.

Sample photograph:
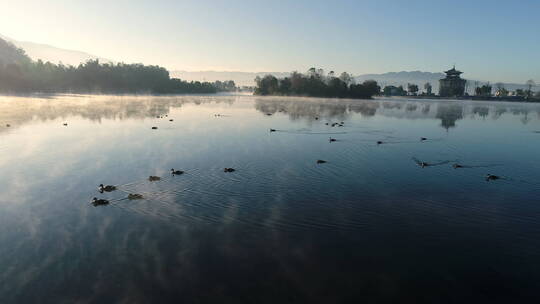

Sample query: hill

[0,37,31,66]
[171,71,290,87]
[0,34,111,66]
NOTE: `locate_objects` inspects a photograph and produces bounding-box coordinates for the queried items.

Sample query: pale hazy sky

[1,0,539,83]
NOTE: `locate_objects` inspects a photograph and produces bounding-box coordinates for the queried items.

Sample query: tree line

[254,68,380,99]
[0,38,235,94]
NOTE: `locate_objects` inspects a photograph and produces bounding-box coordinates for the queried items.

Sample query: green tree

[526,79,536,98]
[424,82,432,95]
[495,83,509,97]
[407,83,419,95]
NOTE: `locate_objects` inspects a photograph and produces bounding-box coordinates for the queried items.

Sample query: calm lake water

[1,94,540,303]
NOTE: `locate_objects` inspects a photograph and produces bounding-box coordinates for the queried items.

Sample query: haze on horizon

[1,0,539,84]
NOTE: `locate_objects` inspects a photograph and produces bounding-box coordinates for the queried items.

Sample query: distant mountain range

[1,34,531,92]
[354,71,530,93]
[0,34,111,66]
[170,71,290,86]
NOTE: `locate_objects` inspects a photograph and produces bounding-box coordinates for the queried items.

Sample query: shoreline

[405,95,539,103]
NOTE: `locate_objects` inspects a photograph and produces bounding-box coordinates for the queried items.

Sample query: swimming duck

[127,193,144,200]
[148,176,161,181]
[325,123,329,125]
[452,164,463,169]
[6,124,10,127]
[421,137,427,141]
[91,197,110,206]
[329,137,337,142]
[169,119,174,122]
[270,128,276,132]
[171,168,184,175]
[266,113,273,116]
[151,127,158,130]
[99,184,117,192]
[485,174,500,181]
[377,141,383,145]
[316,159,327,164]
[315,117,319,120]
[223,168,236,172]
[63,123,68,126]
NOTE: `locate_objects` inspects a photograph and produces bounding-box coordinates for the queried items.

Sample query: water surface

[1,94,540,303]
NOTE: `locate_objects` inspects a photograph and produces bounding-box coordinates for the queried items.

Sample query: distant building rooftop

[444,66,463,76]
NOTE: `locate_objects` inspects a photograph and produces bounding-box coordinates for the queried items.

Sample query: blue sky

[1,0,539,83]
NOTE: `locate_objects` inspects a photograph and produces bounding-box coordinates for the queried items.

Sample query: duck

[223,168,236,172]
[169,119,174,122]
[6,124,10,127]
[127,193,144,200]
[91,197,110,206]
[420,137,427,141]
[377,141,383,145]
[325,123,329,125]
[99,184,116,192]
[63,123,68,126]
[315,117,319,120]
[316,159,327,164]
[266,113,273,116]
[171,168,184,175]
[156,116,160,118]
[148,176,161,181]
[485,174,500,181]
[452,164,463,169]
[329,137,337,142]
[270,128,276,132]
[151,126,158,130]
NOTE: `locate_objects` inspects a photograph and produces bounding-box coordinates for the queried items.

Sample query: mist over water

[1,94,540,303]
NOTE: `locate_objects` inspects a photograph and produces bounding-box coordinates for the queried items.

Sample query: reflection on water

[1,94,540,303]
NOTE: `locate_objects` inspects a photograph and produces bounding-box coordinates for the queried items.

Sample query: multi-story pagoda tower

[439,66,466,97]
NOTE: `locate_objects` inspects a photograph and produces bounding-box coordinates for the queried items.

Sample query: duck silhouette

[91,198,109,206]
[127,193,144,200]
[171,168,184,175]
[148,176,161,181]
[224,168,236,172]
[99,184,116,192]
[485,174,500,181]
[316,159,327,164]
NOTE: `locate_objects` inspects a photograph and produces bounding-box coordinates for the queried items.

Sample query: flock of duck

[83,112,503,207]
[271,119,503,182]
[91,166,237,206]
